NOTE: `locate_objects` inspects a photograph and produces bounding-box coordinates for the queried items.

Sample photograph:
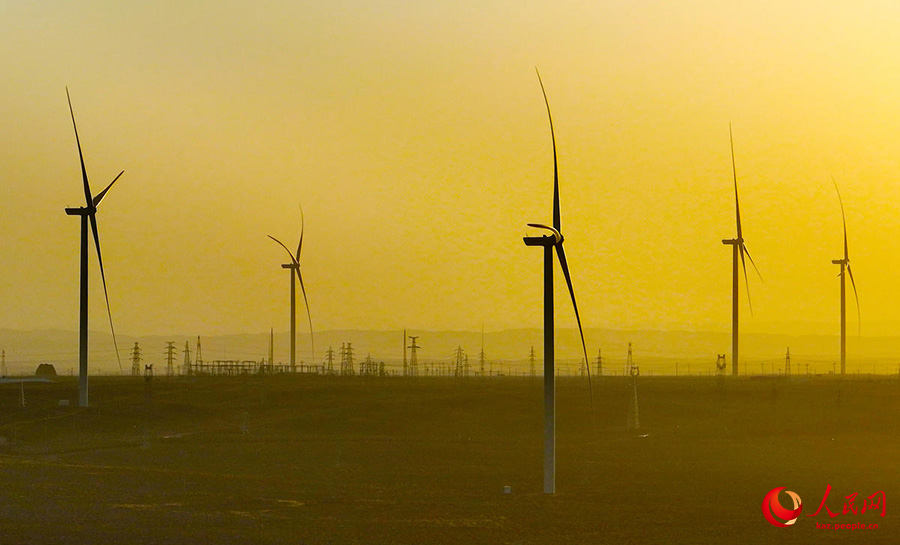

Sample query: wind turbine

[523,69,593,494]
[269,208,314,371]
[63,88,124,407]
[831,179,860,376]
[720,124,761,376]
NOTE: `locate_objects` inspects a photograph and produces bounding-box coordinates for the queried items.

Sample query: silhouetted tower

[130,342,141,377]
[454,345,465,376]
[325,346,335,375]
[529,346,536,377]
[785,347,791,376]
[625,342,637,376]
[594,348,603,377]
[402,329,407,376]
[183,341,192,376]
[1,350,6,376]
[479,325,486,376]
[341,343,355,376]
[165,342,176,377]
[579,357,587,377]
[408,336,420,377]
[715,354,727,376]
[268,328,274,372]
[195,336,203,374]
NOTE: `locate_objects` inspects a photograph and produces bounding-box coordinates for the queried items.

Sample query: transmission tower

[1,349,6,376]
[579,357,587,377]
[402,329,408,376]
[408,336,419,377]
[594,348,603,377]
[529,346,536,378]
[130,342,142,377]
[325,346,335,375]
[195,336,203,374]
[165,342,176,376]
[785,347,791,377]
[454,345,465,376]
[479,325,486,376]
[626,342,638,376]
[183,341,192,376]
[715,354,727,376]
[341,343,355,376]
[268,328,274,372]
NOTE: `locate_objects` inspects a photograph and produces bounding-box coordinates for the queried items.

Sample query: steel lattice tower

[165,342,176,377]
[130,342,141,377]
[594,348,602,377]
[325,346,335,375]
[785,347,791,377]
[408,336,419,377]
[183,341,192,376]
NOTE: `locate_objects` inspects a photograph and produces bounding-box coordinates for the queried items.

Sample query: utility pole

[183,341,192,376]
[130,342,141,377]
[165,342,176,377]
[408,336,419,377]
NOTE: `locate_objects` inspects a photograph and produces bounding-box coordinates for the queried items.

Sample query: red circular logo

[762,487,803,527]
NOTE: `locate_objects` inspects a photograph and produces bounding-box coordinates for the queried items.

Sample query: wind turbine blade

[847,264,861,337]
[89,214,123,373]
[269,235,298,265]
[535,68,560,232]
[730,123,742,240]
[741,243,763,282]
[92,171,124,208]
[554,242,594,415]
[296,269,315,362]
[296,205,305,260]
[739,244,754,316]
[66,87,93,206]
[832,177,849,260]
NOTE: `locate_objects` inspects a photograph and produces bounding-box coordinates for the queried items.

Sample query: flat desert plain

[1,375,897,543]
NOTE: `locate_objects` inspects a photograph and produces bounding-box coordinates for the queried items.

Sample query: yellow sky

[3,1,900,341]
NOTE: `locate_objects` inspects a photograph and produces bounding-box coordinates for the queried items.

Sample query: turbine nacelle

[526,223,563,245]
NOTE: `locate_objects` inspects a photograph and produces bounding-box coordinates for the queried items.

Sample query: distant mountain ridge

[2,327,898,376]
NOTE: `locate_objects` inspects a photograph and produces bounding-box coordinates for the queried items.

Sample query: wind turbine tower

[522,70,593,494]
[63,89,125,406]
[831,181,860,376]
[269,207,314,373]
[720,124,761,376]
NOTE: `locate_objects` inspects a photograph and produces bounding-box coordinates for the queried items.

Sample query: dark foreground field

[1,374,898,544]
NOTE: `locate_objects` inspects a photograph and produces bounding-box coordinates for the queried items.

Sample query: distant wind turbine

[269,207,314,370]
[523,69,593,494]
[63,88,124,407]
[721,124,761,376]
[831,179,860,376]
